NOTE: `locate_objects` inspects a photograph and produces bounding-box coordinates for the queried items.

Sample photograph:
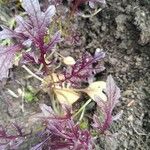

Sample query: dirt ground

[0,0,150,149]
[78,0,150,149]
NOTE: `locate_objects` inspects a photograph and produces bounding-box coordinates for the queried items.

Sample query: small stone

[131,95,135,98]
[123,140,128,148]
[101,23,107,31]
[128,130,133,135]
[109,57,118,65]
[123,90,133,96]
[129,140,135,147]
[127,115,133,121]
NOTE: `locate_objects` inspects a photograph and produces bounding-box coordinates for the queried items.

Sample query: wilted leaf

[85,81,107,101]
[42,73,79,105]
[54,88,80,105]
[42,73,65,91]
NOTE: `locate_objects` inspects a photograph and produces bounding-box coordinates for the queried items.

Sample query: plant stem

[79,107,85,122]
[80,8,102,18]
[22,65,43,82]
[73,99,92,118]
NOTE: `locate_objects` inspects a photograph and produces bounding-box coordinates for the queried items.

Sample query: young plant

[0,0,60,80]
[42,50,105,105]
[31,104,94,150]
[60,51,105,87]
[92,75,123,134]
[30,75,122,149]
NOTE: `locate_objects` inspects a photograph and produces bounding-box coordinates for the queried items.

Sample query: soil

[0,0,150,150]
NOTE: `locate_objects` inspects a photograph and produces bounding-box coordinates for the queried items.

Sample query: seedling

[24,85,37,102]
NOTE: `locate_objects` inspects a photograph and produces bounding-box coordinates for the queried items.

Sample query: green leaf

[24,91,35,102]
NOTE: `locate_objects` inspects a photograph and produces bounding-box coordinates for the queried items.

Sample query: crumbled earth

[77,0,150,149]
[0,0,150,149]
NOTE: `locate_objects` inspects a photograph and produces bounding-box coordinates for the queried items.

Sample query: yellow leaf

[85,81,107,101]
[54,88,80,105]
[44,73,64,83]
[42,73,65,91]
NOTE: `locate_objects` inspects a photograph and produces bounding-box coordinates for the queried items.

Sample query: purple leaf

[22,0,41,17]
[1,0,56,48]
[93,75,122,134]
[0,27,15,40]
[58,51,105,87]
[21,0,56,40]
[31,104,93,150]
[0,26,25,40]
[112,110,123,121]
[21,51,39,64]
[44,31,61,53]
[106,75,121,112]
[0,45,22,80]
[15,16,33,40]
[18,0,57,69]
[0,124,27,150]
